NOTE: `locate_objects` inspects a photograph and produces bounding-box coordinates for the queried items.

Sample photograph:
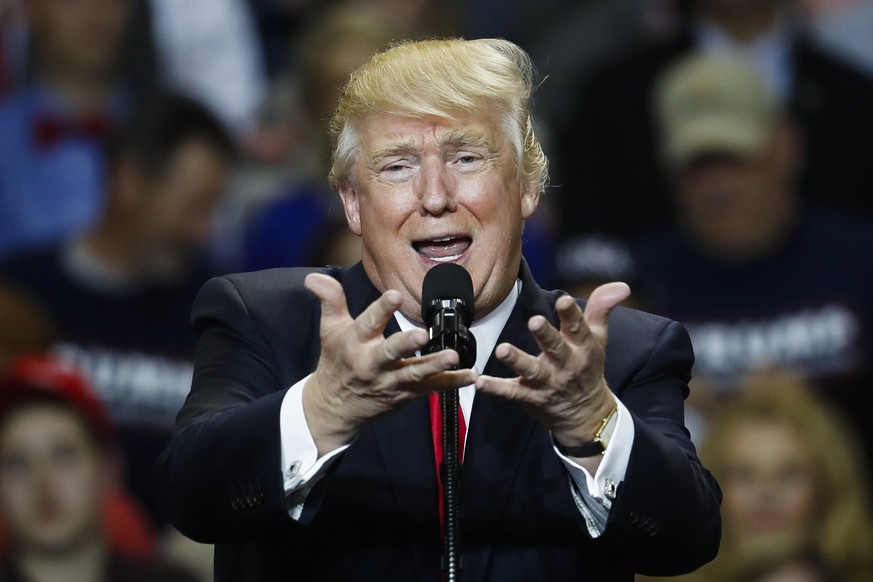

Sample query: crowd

[1,0,872,580]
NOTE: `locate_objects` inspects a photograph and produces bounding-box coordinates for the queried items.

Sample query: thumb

[584,282,631,339]
[304,273,351,321]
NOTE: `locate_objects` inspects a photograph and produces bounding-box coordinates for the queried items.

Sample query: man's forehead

[360,114,501,151]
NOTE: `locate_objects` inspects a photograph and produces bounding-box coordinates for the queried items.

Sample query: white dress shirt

[278,280,634,535]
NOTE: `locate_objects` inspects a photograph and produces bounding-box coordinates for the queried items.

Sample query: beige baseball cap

[654,52,779,168]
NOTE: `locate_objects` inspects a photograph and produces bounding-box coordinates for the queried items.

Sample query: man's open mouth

[412,236,472,262]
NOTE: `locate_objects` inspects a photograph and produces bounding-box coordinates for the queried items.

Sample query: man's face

[0,404,109,553]
[674,136,796,260]
[339,113,540,323]
[25,0,130,78]
[129,139,229,281]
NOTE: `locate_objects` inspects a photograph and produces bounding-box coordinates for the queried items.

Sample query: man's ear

[338,184,362,236]
[520,181,541,220]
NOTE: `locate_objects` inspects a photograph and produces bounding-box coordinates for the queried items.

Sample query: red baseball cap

[0,353,113,445]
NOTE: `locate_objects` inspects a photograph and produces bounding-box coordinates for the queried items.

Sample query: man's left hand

[475,281,630,453]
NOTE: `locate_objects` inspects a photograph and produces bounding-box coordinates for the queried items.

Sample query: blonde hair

[695,374,873,582]
[327,37,548,194]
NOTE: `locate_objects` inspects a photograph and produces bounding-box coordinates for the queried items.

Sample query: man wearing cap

[0,355,200,582]
[552,0,873,241]
[629,52,873,461]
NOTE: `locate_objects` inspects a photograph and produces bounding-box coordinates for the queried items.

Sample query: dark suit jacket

[552,26,873,240]
[152,261,721,581]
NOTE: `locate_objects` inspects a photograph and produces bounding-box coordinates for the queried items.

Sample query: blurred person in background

[0,92,235,537]
[552,0,873,241]
[0,0,150,259]
[638,374,873,582]
[628,52,873,465]
[0,354,200,582]
[235,1,397,273]
[148,0,266,141]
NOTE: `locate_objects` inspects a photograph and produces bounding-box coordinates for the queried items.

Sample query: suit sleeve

[599,315,723,576]
[150,273,319,543]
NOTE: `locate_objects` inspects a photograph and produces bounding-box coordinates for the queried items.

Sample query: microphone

[421,263,477,369]
[421,262,474,581]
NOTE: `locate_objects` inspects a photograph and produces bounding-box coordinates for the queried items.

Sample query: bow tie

[32,111,111,149]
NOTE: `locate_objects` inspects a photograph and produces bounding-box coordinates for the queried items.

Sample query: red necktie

[429,392,466,536]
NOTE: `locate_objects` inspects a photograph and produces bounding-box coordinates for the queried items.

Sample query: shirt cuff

[554,398,634,533]
[279,373,350,519]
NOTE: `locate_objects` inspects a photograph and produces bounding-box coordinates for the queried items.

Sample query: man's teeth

[431,254,462,262]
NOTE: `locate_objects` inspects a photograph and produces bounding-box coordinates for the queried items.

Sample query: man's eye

[451,153,484,170]
[379,161,414,181]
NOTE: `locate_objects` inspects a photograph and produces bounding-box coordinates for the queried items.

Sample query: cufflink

[604,478,620,501]
[287,460,302,477]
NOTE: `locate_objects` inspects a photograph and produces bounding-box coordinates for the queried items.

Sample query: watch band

[556,406,618,457]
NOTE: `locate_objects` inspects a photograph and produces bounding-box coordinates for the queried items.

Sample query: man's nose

[416,158,457,215]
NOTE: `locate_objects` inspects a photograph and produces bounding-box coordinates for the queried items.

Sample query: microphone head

[421,263,475,323]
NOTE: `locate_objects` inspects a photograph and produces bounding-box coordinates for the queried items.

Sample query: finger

[528,315,570,361]
[554,294,588,342]
[354,289,403,341]
[583,282,631,338]
[381,328,429,361]
[305,273,351,321]
[413,369,479,395]
[399,355,478,393]
[494,342,549,384]
[474,374,537,402]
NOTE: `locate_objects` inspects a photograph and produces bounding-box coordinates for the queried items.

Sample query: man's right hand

[302,273,477,456]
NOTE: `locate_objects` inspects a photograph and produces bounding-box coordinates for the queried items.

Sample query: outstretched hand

[302,273,477,455]
[475,282,631,452]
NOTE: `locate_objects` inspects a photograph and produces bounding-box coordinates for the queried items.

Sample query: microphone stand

[420,263,475,581]
[441,387,461,581]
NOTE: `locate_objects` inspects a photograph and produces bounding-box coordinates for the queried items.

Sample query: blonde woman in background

[638,371,873,582]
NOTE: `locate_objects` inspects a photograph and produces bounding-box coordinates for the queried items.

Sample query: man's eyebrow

[443,128,496,152]
[370,140,418,162]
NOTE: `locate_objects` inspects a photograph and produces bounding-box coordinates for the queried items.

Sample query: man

[0,91,235,530]
[0,0,142,258]
[552,0,873,240]
[0,355,199,582]
[630,52,873,460]
[152,38,722,581]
